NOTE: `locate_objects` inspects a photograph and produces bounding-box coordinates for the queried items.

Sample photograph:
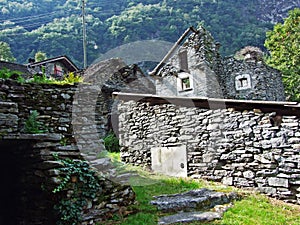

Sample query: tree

[0,41,16,62]
[264,8,300,101]
[35,51,47,62]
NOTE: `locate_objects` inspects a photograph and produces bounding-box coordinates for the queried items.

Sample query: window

[178,50,188,72]
[177,72,193,92]
[181,77,191,90]
[235,74,251,90]
[53,64,64,77]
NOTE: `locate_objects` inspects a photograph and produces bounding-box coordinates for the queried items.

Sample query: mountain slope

[0,0,299,68]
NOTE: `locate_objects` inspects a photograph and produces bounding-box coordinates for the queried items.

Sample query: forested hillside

[0,0,299,68]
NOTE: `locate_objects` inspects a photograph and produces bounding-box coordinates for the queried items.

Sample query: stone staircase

[151,188,239,224]
[89,156,141,185]
[88,156,240,224]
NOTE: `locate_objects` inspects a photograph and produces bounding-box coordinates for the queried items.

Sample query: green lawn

[103,153,300,225]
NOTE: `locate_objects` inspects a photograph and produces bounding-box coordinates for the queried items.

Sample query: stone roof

[0,61,31,75]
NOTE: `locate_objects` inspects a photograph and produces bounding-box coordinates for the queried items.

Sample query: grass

[103,153,300,225]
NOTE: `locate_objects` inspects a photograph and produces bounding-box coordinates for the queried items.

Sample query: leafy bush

[28,72,83,85]
[24,110,48,133]
[103,131,120,152]
[53,72,84,85]
[29,74,53,84]
[0,68,25,82]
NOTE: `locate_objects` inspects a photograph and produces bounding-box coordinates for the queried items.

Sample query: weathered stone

[222,177,233,186]
[268,177,289,188]
[158,211,223,225]
[150,188,238,213]
[243,170,255,179]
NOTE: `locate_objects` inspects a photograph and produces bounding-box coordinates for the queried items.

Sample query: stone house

[150,26,286,101]
[27,55,80,79]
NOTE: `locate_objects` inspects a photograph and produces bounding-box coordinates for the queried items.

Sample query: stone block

[258,187,277,195]
[243,170,255,179]
[202,153,215,163]
[268,177,289,188]
[213,170,228,177]
[222,177,233,186]
[207,123,219,131]
[254,154,273,164]
[288,138,300,144]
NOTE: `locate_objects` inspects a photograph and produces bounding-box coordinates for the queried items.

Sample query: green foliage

[35,51,47,62]
[0,41,15,62]
[28,72,83,85]
[52,154,102,225]
[265,8,300,102]
[103,131,120,153]
[0,67,24,82]
[29,74,53,84]
[24,110,48,133]
[52,72,84,85]
[0,0,294,67]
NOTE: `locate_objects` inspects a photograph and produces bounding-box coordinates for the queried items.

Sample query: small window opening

[239,78,248,88]
[178,50,188,72]
[177,72,193,93]
[181,77,191,90]
[235,74,251,90]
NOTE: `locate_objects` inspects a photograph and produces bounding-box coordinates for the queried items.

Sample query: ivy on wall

[52,154,103,225]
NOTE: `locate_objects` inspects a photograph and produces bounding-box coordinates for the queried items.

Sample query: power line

[0,19,56,32]
[0,11,59,23]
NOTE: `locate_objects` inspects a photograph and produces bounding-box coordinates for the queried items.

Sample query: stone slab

[158,211,222,225]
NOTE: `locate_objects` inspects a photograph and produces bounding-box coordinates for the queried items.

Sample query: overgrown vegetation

[28,72,83,85]
[0,67,83,85]
[103,131,120,153]
[103,153,300,225]
[24,110,48,133]
[0,68,25,82]
[52,154,102,225]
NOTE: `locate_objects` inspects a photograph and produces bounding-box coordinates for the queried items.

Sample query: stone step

[158,211,222,225]
[152,188,239,224]
[158,203,233,224]
[151,188,238,212]
[90,157,114,171]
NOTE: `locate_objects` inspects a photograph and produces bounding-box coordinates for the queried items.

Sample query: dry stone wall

[117,93,300,204]
[221,57,286,101]
[0,79,135,224]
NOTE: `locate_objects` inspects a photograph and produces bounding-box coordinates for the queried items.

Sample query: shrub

[103,131,120,152]
[24,110,48,133]
[51,72,83,85]
[0,68,25,82]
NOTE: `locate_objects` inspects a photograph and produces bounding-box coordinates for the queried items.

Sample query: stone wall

[116,93,300,204]
[221,57,286,101]
[0,79,135,224]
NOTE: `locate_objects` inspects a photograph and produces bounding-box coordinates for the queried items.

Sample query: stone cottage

[27,55,80,79]
[150,26,286,101]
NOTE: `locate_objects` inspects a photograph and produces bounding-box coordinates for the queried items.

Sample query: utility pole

[82,0,87,68]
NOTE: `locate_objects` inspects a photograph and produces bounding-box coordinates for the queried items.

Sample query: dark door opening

[0,140,24,225]
[0,140,57,225]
